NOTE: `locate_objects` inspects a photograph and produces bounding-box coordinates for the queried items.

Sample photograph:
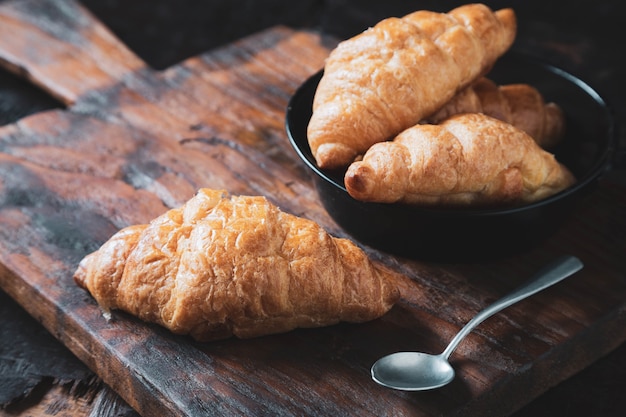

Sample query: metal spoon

[371,255,584,391]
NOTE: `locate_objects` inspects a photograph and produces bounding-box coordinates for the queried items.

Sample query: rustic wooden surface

[0,0,625,416]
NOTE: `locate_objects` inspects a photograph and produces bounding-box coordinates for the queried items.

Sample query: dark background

[1,0,625,416]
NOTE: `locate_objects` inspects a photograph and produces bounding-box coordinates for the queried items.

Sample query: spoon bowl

[371,255,584,391]
[371,352,454,391]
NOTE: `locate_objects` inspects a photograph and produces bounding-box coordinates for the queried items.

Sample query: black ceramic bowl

[286,52,616,260]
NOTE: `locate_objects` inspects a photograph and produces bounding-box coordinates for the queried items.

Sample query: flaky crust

[426,77,565,148]
[344,113,575,206]
[74,189,400,341]
[307,4,516,169]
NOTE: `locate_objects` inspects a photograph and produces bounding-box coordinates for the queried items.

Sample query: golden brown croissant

[307,3,517,169]
[74,189,400,341]
[344,113,575,206]
[426,77,565,148]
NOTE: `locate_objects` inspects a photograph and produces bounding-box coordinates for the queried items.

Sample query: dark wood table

[1,1,625,416]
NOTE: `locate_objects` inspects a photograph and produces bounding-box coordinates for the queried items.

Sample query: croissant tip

[345,164,374,198]
[315,143,359,170]
[495,7,517,32]
[73,261,88,288]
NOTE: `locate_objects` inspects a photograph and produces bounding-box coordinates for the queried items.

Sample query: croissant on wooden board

[425,77,565,148]
[307,3,517,169]
[74,189,401,342]
[344,113,575,206]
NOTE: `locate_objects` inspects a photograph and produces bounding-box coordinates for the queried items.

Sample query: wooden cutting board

[1,0,625,416]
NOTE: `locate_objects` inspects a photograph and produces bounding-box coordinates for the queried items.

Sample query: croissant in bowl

[307,3,517,169]
[344,113,575,206]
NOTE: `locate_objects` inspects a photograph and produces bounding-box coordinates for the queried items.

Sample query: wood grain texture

[0,0,625,416]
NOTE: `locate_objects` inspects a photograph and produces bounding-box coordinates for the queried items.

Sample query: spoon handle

[441,255,584,359]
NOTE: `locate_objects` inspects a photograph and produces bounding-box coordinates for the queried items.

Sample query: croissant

[426,77,565,148]
[74,189,400,341]
[344,113,575,206]
[307,3,517,169]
